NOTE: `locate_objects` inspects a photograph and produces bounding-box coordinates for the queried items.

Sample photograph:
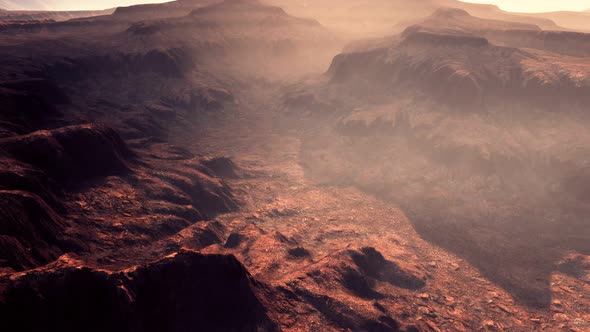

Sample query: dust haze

[0,1,589,331]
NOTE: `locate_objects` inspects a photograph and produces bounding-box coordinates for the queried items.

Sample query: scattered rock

[224,232,245,248]
[274,231,297,245]
[287,247,311,259]
[201,156,239,178]
[350,247,426,290]
[341,267,382,299]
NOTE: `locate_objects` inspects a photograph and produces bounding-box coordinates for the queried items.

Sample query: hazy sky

[462,0,589,13]
[0,0,169,11]
[1,0,589,12]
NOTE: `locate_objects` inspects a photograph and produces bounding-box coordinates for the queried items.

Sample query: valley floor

[168,84,590,331]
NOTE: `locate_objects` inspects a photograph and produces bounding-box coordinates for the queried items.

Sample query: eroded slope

[281,8,590,315]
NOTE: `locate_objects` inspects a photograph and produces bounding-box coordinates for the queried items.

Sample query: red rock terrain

[279,5,590,329]
[0,1,589,331]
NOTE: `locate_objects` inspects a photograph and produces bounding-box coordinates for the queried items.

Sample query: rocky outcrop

[0,124,134,183]
[339,247,426,300]
[0,250,279,332]
[201,156,240,178]
[143,165,238,218]
[46,48,195,80]
[484,29,590,57]
[0,158,62,209]
[0,190,68,271]
[0,78,67,137]
[0,124,138,270]
[401,30,489,47]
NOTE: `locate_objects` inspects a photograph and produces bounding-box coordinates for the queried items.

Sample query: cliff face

[327,10,590,107]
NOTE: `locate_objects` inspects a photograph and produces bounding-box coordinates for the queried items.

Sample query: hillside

[281,6,590,318]
[330,9,590,97]
[121,0,341,76]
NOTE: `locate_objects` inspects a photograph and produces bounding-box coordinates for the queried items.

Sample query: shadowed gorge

[0,0,589,331]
